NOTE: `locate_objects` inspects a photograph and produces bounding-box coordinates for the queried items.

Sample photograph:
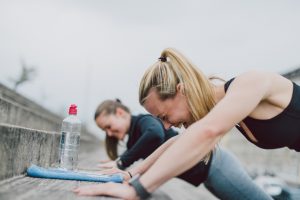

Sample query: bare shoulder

[234,70,292,89]
[234,70,285,83]
[232,70,293,105]
[226,71,272,97]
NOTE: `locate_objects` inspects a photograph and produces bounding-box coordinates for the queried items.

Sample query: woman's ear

[176,83,185,95]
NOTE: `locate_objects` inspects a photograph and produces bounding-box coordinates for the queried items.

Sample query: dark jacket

[119,114,212,186]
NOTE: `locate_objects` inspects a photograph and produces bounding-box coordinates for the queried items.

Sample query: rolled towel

[27,164,123,183]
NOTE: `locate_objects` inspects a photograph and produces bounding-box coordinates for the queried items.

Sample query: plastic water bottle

[59,104,81,170]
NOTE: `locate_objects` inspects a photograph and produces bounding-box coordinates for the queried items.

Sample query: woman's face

[143,87,193,129]
[95,108,129,140]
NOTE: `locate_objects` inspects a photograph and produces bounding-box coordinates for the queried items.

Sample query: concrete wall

[0,97,61,132]
[0,124,60,180]
[0,83,61,120]
[0,82,101,181]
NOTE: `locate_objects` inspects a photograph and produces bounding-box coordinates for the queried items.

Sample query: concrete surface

[0,124,60,180]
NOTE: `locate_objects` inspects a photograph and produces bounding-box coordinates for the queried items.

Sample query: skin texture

[74,71,293,199]
[143,84,193,129]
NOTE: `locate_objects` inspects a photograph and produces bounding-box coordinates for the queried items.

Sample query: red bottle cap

[69,104,77,115]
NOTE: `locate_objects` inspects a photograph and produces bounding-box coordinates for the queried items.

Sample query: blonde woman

[71,47,295,199]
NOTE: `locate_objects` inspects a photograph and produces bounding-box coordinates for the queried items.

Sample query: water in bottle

[59,104,81,170]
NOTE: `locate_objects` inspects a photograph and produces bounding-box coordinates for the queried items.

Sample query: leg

[204,147,272,200]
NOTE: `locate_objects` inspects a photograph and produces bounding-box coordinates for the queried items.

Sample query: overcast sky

[1,0,300,136]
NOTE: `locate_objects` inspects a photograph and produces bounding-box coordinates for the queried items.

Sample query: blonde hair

[94,99,130,160]
[139,48,216,163]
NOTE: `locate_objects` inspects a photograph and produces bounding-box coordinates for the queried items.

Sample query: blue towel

[27,164,123,183]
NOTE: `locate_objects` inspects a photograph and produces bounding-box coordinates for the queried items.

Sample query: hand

[97,160,117,169]
[99,158,112,164]
[73,182,138,200]
[100,167,132,182]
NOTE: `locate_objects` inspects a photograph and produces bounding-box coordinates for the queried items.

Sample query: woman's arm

[129,135,178,176]
[139,71,273,192]
[100,135,178,181]
[119,116,167,168]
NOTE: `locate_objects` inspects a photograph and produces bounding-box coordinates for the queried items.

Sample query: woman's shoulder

[135,114,161,125]
[234,70,281,81]
[225,71,292,104]
[226,71,286,90]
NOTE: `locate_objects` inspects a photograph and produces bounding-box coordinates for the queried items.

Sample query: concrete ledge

[0,97,61,132]
[0,124,60,180]
[0,94,99,143]
[0,175,166,200]
[0,175,216,200]
[0,83,61,120]
[0,146,218,200]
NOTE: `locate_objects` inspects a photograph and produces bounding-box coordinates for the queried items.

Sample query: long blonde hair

[139,48,216,163]
[94,99,130,160]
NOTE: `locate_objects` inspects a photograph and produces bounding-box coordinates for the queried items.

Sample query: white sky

[1,0,300,136]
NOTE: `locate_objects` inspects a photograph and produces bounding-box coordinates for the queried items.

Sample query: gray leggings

[204,147,272,200]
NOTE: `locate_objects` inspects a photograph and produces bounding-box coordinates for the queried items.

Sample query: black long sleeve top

[119,114,212,186]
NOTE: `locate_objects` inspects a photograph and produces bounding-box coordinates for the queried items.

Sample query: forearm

[139,124,221,192]
[129,136,178,176]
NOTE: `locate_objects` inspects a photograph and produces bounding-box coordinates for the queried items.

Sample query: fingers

[97,163,112,169]
[96,164,111,169]
[99,159,112,163]
[97,161,117,169]
[73,184,108,196]
[94,167,130,182]
[101,168,130,180]
[100,167,122,175]
[101,168,129,180]
[73,182,136,199]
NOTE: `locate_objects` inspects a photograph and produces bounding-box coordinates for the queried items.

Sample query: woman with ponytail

[134,48,299,199]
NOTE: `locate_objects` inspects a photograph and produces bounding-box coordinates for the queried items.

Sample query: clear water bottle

[59,104,81,170]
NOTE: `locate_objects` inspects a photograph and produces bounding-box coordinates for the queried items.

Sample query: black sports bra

[224,78,300,151]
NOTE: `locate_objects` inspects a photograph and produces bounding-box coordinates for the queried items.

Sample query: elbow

[169,135,179,143]
[150,134,165,146]
[203,126,222,139]
[191,123,224,140]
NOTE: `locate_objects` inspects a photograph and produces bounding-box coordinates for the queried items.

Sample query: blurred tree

[10,59,37,91]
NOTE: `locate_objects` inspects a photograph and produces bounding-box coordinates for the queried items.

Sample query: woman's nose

[162,121,172,130]
[106,130,113,136]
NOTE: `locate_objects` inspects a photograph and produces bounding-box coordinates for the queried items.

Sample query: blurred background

[1,1,300,199]
[1,0,300,139]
